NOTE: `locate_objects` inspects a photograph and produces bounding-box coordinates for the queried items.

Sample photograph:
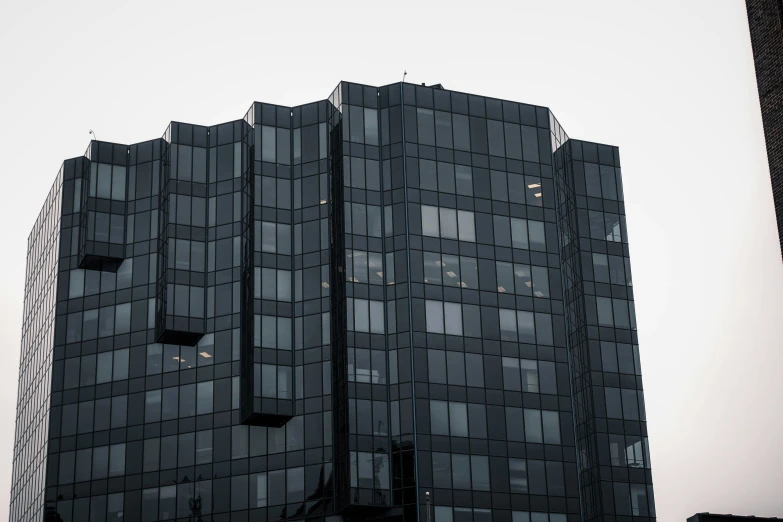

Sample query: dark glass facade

[10,81,655,522]
[746,0,783,260]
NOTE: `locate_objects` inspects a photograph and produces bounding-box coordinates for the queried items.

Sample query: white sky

[1,1,782,520]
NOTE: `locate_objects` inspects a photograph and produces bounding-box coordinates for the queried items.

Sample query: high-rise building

[746,0,783,260]
[10,81,655,522]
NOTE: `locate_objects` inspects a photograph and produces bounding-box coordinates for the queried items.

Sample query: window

[589,210,622,242]
[542,411,561,444]
[346,249,384,285]
[425,300,463,335]
[500,309,517,341]
[511,217,528,249]
[524,409,542,443]
[455,165,473,196]
[446,351,465,386]
[460,257,478,288]
[465,353,484,387]
[287,467,304,503]
[256,315,292,349]
[449,402,468,437]
[593,253,609,282]
[490,170,508,201]
[259,268,292,301]
[502,357,521,391]
[614,482,632,516]
[493,309,551,345]
[521,359,539,392]
[348,348,386,384]
[496,261,514,293]
[350,451,390,490]
[428,350,447,384]
[440,208,458,239]
[596,297,614,327]
[420,205,475,242]
[430,400,472,438]
[432,453,452,488]
[609,255,627,285]
[451,454,471,490]
[256,221,291,254]
[529,220,546,251]
[531,266,549,297]
[471,455,490,491]
[458,210,475,241]
[424,252,442,285]
[347,298,385,334]
[631,483,652,516]
[365,108,379,146]
[421,205,439,237]
[430,400,449,436]
[509,458,528,493]
[605,387,623,419]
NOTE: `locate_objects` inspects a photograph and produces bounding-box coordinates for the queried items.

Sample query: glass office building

[10,81,655,522]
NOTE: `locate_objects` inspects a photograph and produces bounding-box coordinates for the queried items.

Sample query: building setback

[10,81,655,522]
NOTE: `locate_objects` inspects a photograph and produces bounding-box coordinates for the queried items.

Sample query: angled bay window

[155,123,209,346]
[78,142,128,271]
[243,105,294,427]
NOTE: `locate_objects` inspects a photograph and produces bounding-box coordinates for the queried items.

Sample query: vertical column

[329,85,350,511]
[331,82,393,515]
[291,99,334,516]
[556,139,655,520]
[242,105,295,426]
[127,137,164,348]
[554,138,603,522]
[387,81,419,522]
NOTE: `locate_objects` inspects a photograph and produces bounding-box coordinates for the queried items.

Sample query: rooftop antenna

[402,70,407,83]
[89,129,97,142]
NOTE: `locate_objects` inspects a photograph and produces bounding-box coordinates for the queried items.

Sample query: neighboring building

[746,0,783,260]
[10,81,655,522]
[688,514,782,522]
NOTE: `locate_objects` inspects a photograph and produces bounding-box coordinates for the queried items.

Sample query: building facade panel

[746,0,783,260]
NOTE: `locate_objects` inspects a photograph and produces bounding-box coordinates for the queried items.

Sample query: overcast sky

[1,1,782,520]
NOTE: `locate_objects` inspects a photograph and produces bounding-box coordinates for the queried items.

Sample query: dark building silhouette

[10,81,655,522]
[746,0,783,260]
[688,514,782,522]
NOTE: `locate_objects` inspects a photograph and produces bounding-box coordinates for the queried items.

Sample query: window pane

[451,454,471,490]
[509,459,528,493]
[457,211,475,242]
[499,309,518,342]
[449,402,468,437]
[421,205,439,237]
[440,208,458,239]
[432,453,452,488]
[428,350,447,384]
[430,401,449,435]
[426,301,444,334]
[444,302,463,336]
[471,455,490,491]
[524,409,542,443]
[502,357,521,391]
